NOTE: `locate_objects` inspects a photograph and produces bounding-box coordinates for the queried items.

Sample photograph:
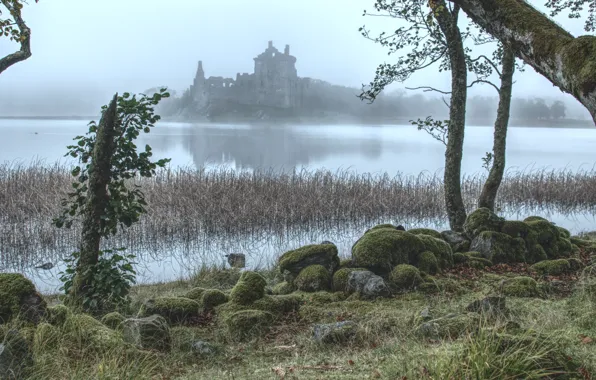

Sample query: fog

[0,0,592,118]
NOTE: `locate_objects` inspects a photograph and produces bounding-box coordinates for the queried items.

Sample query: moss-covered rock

[417,251,439,274]
[500,220,531,239]
[525,220,567,259]
[467,257,493,269]
[278,244,340,275]
[390,264,423,290]
[417,235,454,269]
[332,268,367,292]
[229,271,267,305]
[441,230,471,253]
[201,289,229,311]
[0,273,47,325]
[531,259,571,275]
[408,228,443,240]
[0,328,33,379]
[453,252,468,264]
[567,257,584,271]
[502,276,539,297]
[470,231,527,263]
[122,314,172,352]
[557,226,571,238]
[294,291,347,304]
[415,312,479,340]
[101,311,125,330]
[294,265,331,292]
[139,297,200,325]
[216,294,302,320]
[338,258,353,269]
[63,313,122,352]
[183,287,207,301]
[271,281,295,295]
[523,216,548,223]
[312,321,358,344]
[224,310,274,342]
[463,208,505,239]
[352,229,424,274]
[45,304,71,327]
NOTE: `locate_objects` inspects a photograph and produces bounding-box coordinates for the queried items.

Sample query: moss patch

[0,273,44,324]
[531,259,571,276]
[407,228,443,240]
[502,276,539,297]
[417,234,454,269]
[294,265,331,292]
[229,271,267,305]
[183,287,207,301]
[101,311,125,330]
[352,229,424,274]
[278,244,340,275]
[463,208,505,238]
[139,297,200,325]
[201,289,229,311]
[272,281,294,295]
[390,264,423,290]
[417,251,439,274]
[224,310,274,342]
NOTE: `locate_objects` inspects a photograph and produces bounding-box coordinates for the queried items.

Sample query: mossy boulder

[470,231,526,263]
[332,268,368,292]
[463,208,505,239]
[557,227,571,238]
[352,229,424,274]
[122,314,172,352]
[294,265,331,292]
[417,234,454,269]
[312,321,358,344]
[45,304,71,327]
[338,258,353,269]
[278,244,340,275]
[500,220,531,239]
[224,310,274,342]
[63,313,122,352]
[229,271,267,305]
[0,273,47,325]
[101,311,125,330]
[183,287,207,301]
[531,259,571,276]
[201,289,229,311]
[294,291,347,304]
[523,216,548,223]
[441,230,471,253]
[216,294,302,320]
[408,228,443,240]
[502,276,539,297]
[453,252,467,264]
[417,251,439,275]
[415,312,479,340]
[271,281,295,295]
[525,220,572,260]
[139,297,200,325]
[390,264,423,291]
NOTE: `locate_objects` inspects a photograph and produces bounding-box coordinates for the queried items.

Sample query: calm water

[1,119,596,293]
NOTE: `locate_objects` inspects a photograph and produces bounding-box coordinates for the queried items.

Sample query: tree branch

[446,0,596,125]
[0,0,33,75]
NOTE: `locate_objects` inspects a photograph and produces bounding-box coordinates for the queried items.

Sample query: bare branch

[0,0,34,75]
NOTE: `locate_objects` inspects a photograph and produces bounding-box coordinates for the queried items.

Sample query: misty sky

[0,0,593,115]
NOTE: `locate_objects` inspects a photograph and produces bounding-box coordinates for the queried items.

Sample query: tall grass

[1,160,596,268]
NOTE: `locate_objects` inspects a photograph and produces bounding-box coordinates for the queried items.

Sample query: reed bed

[1,160,596,268]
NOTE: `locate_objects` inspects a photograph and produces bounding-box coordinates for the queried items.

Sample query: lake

[1,119,596,293]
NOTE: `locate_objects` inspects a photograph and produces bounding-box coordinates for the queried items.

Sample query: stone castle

[188,41,304,110]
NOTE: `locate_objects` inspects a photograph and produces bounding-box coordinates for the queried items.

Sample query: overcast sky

[0,0,592,115]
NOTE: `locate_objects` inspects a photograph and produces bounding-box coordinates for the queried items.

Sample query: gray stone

[441,230,471,253]
[122,315,172,352]
[466,296,508,317]
[190,340,217,356]
[346,270,389,298]
[0,329,33,380]
[312,321,358,344]
[225,253,246,268]
[420,307,433,322]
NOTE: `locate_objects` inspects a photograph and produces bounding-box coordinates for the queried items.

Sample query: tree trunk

[70,94,119,305]
[0,0,32,75]
[434,2,468,231]
[447,0,596,125]
[478,45,515,211]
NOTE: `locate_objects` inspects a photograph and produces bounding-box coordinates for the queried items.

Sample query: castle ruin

[189,41,304,111]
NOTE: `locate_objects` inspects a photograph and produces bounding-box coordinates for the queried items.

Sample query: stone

[501,276,539,297]
[0,329,33,380]
[312,321,358,344]
[389,264,423,290]
[139,297,201,325]
[294,265,331,292]
[225,310,274,342]
[122,315,172,352]
[470,231,527,263]
[415,313,479,340]
[346,270,390,298]
[0,273,47,325]
[190,340,218,356]
[466,296,508,317]
[463,208,505,239]
[229,271,267,305]
[531,259,571,276]
[441,230,471,253]
[352,229,424,274]
[278,244,340,276]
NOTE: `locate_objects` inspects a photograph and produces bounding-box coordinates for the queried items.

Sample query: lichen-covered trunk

[435,2,468,231]
[448,0,596,125]
[71,94,119,305]
[478,45,515,211]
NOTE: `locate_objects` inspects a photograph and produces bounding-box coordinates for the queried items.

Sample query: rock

[63,313,121,352]
[417,251,439,274]
[101,311,125,330]
[0,329,33,380]
[332,268,368,292]
[389,264,423,291]
[531,259,571,276]
[140,297,201,325]
[501,276,539,297]
[201,289,229,311]
[312,321,358,344]
[419,307,433,322]
[225,310,274,342]
[470,231,526,264]
[0,273,47,325]
[415,313,479,340]
[346,270,390,298]
[408,228,443,240]
[229,271,267,305]
[216,294,302,320]
[441,230,471,253]
[294,265,331,292]
[45,304,71,327]
[183,287,207,301]
[122,315,172,352]
[466,296,508,317]
[278,244,340,276]
[225,253,246,268]
[272,281,295,295]
[463,208,505,239]
[190,340,218,356]
[416,235,454,269]
[320,240,335,245]
[352,229,424,274]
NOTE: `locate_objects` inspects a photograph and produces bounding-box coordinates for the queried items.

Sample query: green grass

[9,266,596,380]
